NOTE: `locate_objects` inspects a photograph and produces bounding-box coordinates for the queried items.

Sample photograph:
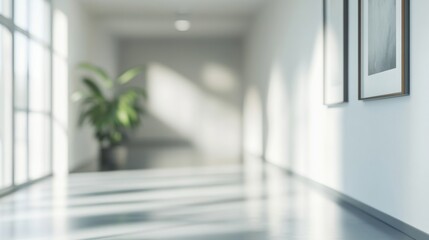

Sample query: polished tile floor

[0,159,414,240]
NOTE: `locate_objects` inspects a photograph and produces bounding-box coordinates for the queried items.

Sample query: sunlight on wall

[147,63,240,161]
[266,62,289,167]
[53,9,69,176]
[291,65,310,174]
[53,54,68,126]
[202,63,237,93]
[147,64,199,137]
[198,94,240,158]
[243,86,263,157]
[54,9,68,58]
[292,29,344,190]
[309,30,343,190]
[324,15,343,103]
[262,29,344,190]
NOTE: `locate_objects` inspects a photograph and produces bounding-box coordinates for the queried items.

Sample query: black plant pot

[100,147,117,171]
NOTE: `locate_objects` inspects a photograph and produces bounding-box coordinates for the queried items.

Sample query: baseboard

[265,161,429,240]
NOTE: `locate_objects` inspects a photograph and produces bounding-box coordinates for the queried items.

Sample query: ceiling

[79,0,268,38]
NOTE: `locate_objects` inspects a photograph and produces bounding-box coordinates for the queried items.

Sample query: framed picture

[323,0,348,105]
[358,0,410,100]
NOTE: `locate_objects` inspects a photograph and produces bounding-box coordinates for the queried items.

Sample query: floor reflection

[78,144,239,173]
[0,158,413,240]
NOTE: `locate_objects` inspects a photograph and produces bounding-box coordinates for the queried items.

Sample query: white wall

[244,0,429,234]
[118,39,243,163]
[53,0,119,171]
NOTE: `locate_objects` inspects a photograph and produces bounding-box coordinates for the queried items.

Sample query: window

[29,40,50,112]
[0,0,53,192]
[14,112,27,184]
[29,113,50,180]
[0,26,12,190]
[14,0,27,30]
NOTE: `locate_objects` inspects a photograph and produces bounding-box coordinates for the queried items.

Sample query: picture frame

[323,0,349,106]
[358,0,410,100]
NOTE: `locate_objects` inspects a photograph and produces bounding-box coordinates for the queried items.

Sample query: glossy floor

[0,160,414,240]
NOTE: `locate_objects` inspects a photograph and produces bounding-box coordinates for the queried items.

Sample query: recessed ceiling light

[175,19,191,32]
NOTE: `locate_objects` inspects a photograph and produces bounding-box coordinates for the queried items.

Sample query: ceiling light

[175,19,191,32]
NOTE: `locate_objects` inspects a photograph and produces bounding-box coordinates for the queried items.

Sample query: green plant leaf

[120,91,137,103]
[117,66,144,85]
[83,78,104,99]
[76,63,147,147]
[78,62,113,88]
[81,96,99,106]
[118,88,147,104]
[110,131,123,143]
[116,109,131,127]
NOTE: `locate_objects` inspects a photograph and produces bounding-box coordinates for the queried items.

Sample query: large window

[0,0,52,192]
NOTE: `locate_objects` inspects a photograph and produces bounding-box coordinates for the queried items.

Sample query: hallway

[0,160,413,240]
[0,0,428,238]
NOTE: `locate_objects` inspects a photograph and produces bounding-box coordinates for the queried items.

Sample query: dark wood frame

[358,0,410,100]
[323,0,349,106]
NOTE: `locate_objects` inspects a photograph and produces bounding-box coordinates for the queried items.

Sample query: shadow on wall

[135,63,241,163]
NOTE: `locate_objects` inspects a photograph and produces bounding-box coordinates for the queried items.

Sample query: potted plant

[74,63,147,170]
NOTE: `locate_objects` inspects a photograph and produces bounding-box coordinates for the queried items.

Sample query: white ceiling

[79,0,268,38]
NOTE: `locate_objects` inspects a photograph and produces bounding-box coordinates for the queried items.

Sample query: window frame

[0,0,53,195]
